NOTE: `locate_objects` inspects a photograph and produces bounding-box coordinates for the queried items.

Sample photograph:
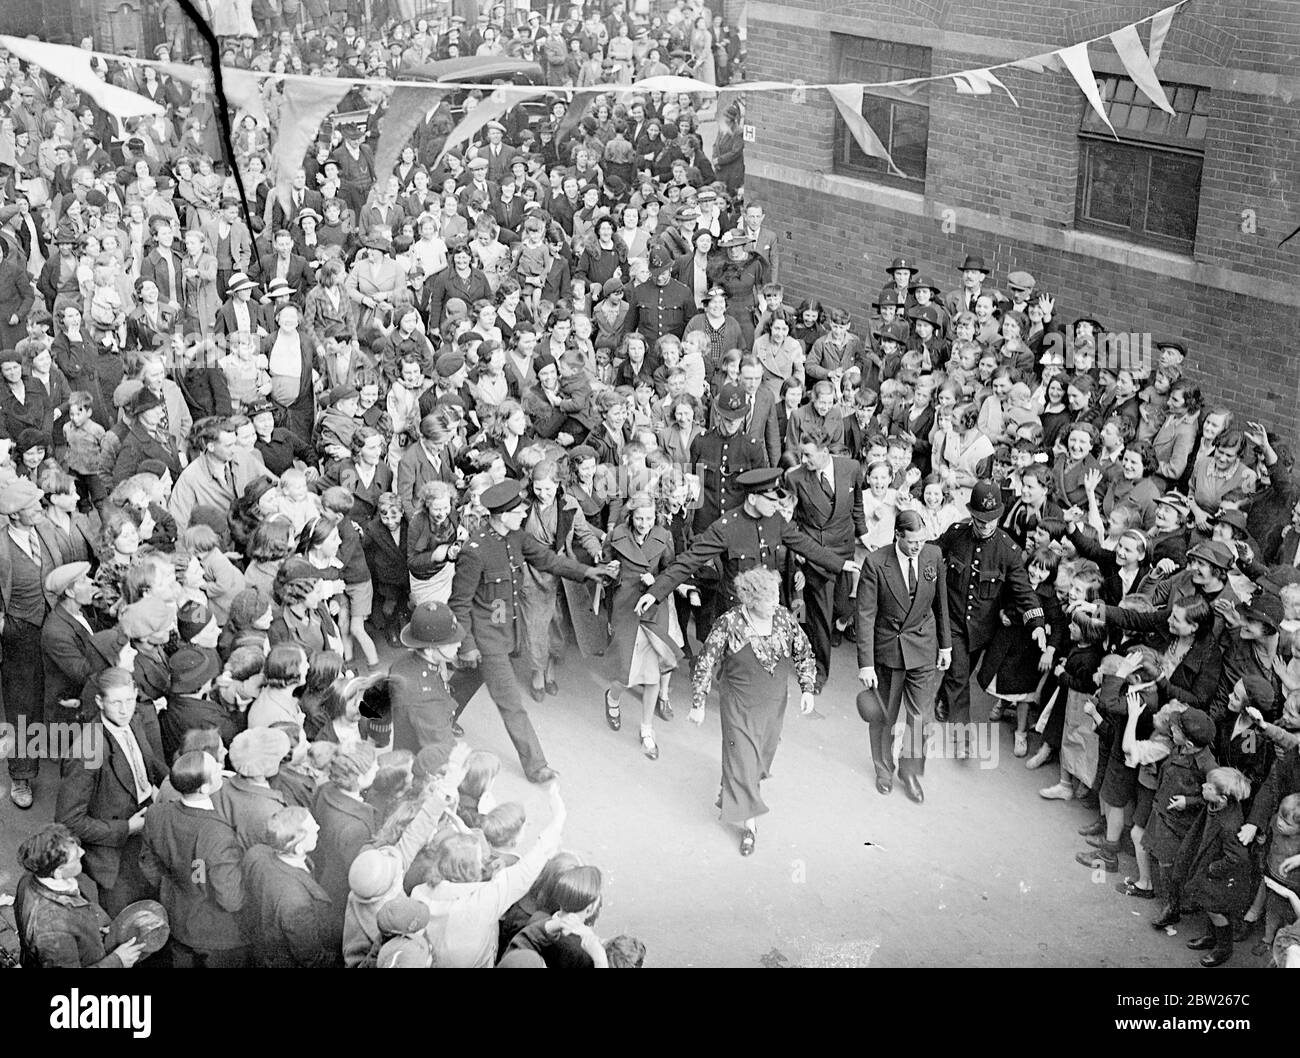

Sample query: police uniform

[390,651,457,759]
[625,274,695,343]
[649,501,846,618]
[690,427,768,533]
[447,484,593,781]
[936,514,1044,725]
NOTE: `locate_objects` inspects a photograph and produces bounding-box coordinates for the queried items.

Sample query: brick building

[742,0,1300,435]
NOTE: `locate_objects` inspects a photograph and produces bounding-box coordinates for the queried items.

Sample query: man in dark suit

[270,168,325,232]
[40,562,99,723]
[139,217,186,311]
[736,358,782,466]
[54,667,165,916]
[254,230,316,299]
[787,430,867,691]
[855,509,951,804]
[482,121,518,185]
[0,479,67,807]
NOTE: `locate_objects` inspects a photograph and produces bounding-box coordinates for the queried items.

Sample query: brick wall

[740,0,1300,438]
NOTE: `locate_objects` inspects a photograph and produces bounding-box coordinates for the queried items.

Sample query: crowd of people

[0,0,1296,970]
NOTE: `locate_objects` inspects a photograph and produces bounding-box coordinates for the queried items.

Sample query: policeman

[691,382,768,533]
[448,481,615,783]
[637,468,854,626]
[936,481,1046,748]
[390,602,465,761]
[625,245,696,343]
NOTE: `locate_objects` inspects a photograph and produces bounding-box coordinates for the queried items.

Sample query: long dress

[692,606,815,825]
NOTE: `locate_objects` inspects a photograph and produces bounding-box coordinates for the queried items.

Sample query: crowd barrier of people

[0,0,1296,970]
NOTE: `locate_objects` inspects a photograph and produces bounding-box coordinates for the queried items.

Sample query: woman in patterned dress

[691,566,816,856]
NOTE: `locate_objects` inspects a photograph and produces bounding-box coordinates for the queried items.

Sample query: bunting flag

[218,68,272,128]
[826,84,904,177]
[1110,24,1174,113]
[1148,4,1177,66]
[0,35,165,119]
[372,86,447,189]
[952,74,990,95]
[270,78,352,211]
[434,85,550,167]
[1059,42,1117,136]
[1009,53,1062,75]
[968,69,1018,107]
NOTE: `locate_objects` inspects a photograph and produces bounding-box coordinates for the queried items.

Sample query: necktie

[744,396,753,431]
[27,528,41,561]
[821,473,834,501]
[907,557,917,596]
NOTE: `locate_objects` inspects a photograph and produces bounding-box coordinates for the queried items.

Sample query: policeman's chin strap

[176,0,258,245]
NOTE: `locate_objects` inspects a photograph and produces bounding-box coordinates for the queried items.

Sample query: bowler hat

[169,644,221,695]
[956,254,990,274]
[106,901,170,956]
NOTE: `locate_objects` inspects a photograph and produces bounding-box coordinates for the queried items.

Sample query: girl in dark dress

[691,566,816,856]
[600,492,682,761]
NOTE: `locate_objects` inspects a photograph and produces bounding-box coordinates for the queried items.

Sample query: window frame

[1074,75,1207,254]
[831,35,932,191]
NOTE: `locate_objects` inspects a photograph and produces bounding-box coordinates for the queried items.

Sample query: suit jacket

[200,217,253,273]
[125,303,178,353]
[395,442,456,521]
[54,715,165,890]
[270,188,325,232]
[40,605,98,714]
[788,457,868,564]
[213,296,270,339]
[254,252,316,297]
[856,542,951,671]
[736,386,781,466]
[483,143,518,184]
[0,519,66,616]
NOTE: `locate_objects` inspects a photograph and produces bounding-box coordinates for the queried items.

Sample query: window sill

[1062,228,1196,273]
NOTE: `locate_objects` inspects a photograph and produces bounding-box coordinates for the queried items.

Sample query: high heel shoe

[604,689,621,731]
[739,828,756,856]
[655,693,674,721]
[640,733,659,760]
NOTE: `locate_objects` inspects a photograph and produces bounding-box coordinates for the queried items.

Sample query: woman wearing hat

[110,386,182,489]
[303,257,358,343]
[713,231,762,349]
[268,556,344,655]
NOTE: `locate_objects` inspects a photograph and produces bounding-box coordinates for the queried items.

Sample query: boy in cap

[376,899,434,967]
[161,643,238,763]
[214,727,292,851]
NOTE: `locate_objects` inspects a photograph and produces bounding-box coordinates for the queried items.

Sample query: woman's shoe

[655,694,674,721]
[988,700,1004,722]
[1115,877,1156,899]
[529,681,545,702]
[1013,731,1028,757]
[1039,781,1075,800]
[1025,743,1053,770]
[739,828,756,856]
[640,734,659,760]
[544,678,559,696]
[604,689,621,731]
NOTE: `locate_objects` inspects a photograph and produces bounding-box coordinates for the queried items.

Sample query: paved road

[0,636,1240,968]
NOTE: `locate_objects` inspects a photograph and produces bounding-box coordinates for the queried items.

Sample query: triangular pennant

[1110,25,1174,114]
[0,34,165,119]
[952,74,986,95]
[1148,3,1178,66]
[435,85,550,168]
[219,68,272,129]
[1058,42,1116,137]
[826,84,904,178]
[372,86,449,193]
[270,78,352,219]
[971,70,1018,106]
[1010,52,1062,75]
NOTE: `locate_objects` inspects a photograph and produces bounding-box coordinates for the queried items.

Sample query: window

[1075,76,1208,253]
[832,37,931,189]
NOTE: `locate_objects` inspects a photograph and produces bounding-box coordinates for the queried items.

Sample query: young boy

[56,390,107,511]
[315,385,361,465]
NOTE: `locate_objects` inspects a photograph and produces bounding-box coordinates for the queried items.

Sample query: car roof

[404,58,545,84]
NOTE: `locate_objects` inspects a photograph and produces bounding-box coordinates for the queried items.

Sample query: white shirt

[232,299,251,333]
[103,718,154,804]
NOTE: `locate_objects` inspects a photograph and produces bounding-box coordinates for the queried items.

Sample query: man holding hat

[637,468,856,636]
[448,480,617,784]
[391,602,467,757]
[40,561,99,723]
[934,482,1046,747]
[0,477,66,807]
